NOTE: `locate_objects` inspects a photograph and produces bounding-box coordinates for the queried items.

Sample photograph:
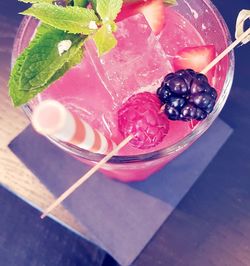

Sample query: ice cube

[85,14,173,107]
[38,51,116,137]
[158,9,204,57]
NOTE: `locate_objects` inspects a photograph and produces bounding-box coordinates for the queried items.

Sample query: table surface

[0,1,89,236]
[1,1,250,266]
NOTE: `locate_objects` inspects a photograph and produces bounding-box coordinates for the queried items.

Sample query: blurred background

[0,0,250,265]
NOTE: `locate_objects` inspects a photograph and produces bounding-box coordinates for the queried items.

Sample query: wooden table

[2,1,250,266]
[0,1,85,235]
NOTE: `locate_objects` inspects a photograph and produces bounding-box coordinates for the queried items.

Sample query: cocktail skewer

[40,10,249,219]
[201,27,250,75]
[41,135,133,219]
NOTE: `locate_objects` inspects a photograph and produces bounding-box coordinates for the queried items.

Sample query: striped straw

[32,100,116,154]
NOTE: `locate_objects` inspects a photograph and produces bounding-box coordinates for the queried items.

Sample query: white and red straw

[32,100,116,154]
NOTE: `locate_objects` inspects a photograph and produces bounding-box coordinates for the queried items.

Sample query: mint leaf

[91,0,123,57]
[73,0,89,7]
[21,4,100,34]
[49,48,83,84]
[93,24,117,56]
[10,47,84,107]
[9,50,82,107]
[9,24,86,106]
[96,0,123,21]
[9,52,28,106]
[20,24,84,90]
[15,48,83,106]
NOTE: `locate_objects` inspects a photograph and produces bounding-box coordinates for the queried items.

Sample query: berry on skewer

[173,45,216,82]
[118,92,169,149]
[157,69,217,122]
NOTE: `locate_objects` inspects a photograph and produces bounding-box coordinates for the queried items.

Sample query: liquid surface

[37,7,221,155]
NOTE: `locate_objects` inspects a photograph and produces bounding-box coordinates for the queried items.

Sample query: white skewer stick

[201,27,250,75]
[41,10,250,219]
[41,135,133,219]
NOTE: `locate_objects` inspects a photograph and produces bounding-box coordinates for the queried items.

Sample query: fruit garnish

[9,0,123,106]
[116,1,139,22]
[9,24,86,106]
[116,0,176,34]
[157,69,217,121]
[140,0,165,35]
[173,45,216,82]
[118,92,169,149]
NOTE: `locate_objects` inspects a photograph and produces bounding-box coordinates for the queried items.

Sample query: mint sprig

[9,24,85,106]
[10,0,122,106]
[10,0,176,107]
[92,0,122,56]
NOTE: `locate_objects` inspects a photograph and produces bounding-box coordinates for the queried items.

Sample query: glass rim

[15,0,235,164]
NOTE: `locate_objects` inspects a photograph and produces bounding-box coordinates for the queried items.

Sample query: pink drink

[38,12,202,151]
[18,1,233,182]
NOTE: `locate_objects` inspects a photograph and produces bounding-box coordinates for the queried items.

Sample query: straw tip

[31,100,67,136]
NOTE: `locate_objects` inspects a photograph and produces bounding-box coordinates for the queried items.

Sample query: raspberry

[118,92,169,149]
[157,69,218,121]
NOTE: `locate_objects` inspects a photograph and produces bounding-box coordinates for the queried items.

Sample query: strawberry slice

[173,45,216,82]
[139,0,165,35]
[116,0,165,35]
[116,1,140,22]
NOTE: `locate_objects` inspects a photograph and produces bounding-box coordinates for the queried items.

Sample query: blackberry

[165,106,180,121]
[175,69,194,87]
[180,104,198,121]
[196,108,207,121]
[190,92,214,109]
[190,79,206,94]
[163,73,175,84]
[196,73,208,83]
[210,88,218,99]
[157,85,171,102]
[169,77,189,95]
[157,69,218,121]
[166,96,186,109]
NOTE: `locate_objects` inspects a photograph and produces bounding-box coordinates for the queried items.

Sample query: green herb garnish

[9,0,176,106]
[10,24,86,106]
[21,5,100,34]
